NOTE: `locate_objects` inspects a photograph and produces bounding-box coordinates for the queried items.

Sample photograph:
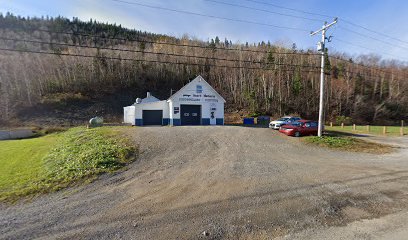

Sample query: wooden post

[383,126,387,135]
[353,124,356,131]
[330,122,333,127]
[341,123,344,128]
[366,125,370,132]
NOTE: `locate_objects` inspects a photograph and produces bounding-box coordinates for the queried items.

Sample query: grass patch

[0,135,57,199]
[326,125,407,136]
[305,135,355,148]
[304,134,393,154]
[0,127,136,202]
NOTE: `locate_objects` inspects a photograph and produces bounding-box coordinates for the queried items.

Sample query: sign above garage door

[169,76,225,104]
[178,94,218,103]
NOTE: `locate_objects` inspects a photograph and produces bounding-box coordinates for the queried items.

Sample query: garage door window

[180,105,201,125]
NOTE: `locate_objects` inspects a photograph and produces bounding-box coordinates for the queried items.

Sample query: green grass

[304,134,393,154]
[0,135,57,197]
[326,125,407,136]
[0,127,136,202]
[305,135,356,148]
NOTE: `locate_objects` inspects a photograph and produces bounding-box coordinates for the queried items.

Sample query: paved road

[1,126,408,239]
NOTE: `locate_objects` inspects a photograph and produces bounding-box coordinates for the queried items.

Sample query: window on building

[196,85,203,93]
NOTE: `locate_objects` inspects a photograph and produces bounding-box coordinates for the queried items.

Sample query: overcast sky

[2,0,408,62]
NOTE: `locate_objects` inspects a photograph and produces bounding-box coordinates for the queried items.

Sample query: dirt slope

[1,126,408,239]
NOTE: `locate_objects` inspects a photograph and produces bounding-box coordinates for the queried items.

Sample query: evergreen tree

[224,38,229,47]
[214,36,220,45]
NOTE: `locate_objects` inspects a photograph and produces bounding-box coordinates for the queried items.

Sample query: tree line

[0,13,407,126]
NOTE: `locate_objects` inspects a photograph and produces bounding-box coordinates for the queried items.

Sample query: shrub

[305,136,355,148]
[335,116,352,125]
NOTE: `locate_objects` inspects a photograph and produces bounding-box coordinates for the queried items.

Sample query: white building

[123,75,225,126]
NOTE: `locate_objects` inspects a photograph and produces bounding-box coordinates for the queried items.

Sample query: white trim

[167,75,226,103]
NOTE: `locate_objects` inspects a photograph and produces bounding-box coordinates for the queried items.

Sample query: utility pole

[310,18,338,137]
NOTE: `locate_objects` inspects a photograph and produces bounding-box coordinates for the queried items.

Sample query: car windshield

[277,117,290,121]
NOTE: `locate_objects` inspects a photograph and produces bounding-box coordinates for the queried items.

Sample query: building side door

[210,103,217,125]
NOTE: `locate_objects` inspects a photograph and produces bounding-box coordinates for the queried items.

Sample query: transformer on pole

[310,18,338,137]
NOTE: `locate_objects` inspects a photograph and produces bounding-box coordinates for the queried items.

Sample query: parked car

[269,116,302,130]
[279,120,319,137]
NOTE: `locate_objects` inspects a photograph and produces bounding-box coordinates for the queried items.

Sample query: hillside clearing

[0,127,136,202]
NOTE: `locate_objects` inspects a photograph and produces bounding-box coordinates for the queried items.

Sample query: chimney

[146,92,151,98]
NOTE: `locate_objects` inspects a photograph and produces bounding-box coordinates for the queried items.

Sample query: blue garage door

[180,105,201,125]
[143,110,163,125]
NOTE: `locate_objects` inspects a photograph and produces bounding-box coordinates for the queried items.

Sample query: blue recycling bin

[243,118,255,125]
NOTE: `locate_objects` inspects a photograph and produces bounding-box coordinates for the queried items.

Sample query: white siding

[123,106,135,125]
[134,100,169,119]
[168,76,225,122]
[123,75,225,126]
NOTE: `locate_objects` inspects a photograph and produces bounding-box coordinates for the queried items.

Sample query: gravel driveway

[1,126,408,239]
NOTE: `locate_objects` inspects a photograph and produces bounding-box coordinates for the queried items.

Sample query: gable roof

[167,75,226,103]
[142,95,160,103]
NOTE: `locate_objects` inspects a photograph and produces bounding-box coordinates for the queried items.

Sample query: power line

[2,46,405,84]
[0,47,322,73]
[0,36,321,69]
[340,19,408,46]
[329,56,407,81]
[3,35,402,81]
[202,0,324,22]
[3,25,320,57]
[334,37,408,62]
[3,27,404,80]
[338,26,408,52]
[3,23,406,80]
[110,0,309,32]
[331,38,408,80]
[241,0,333,18]
[241,0,408,50]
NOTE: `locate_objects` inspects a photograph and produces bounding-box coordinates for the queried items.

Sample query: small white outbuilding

[123,75,225,126]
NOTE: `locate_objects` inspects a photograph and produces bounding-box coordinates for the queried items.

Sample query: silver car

[269,116,302,130]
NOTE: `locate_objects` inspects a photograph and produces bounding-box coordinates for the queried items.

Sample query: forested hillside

[0,13,407,126]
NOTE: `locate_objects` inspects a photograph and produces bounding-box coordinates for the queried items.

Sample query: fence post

[330,122,333,127]
[353,124,356,131]
[383,126,387,135]
[367,125,370,132]
[341,123,344,128]
[401,120,405,136]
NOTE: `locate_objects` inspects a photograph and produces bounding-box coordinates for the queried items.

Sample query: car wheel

[294,131,301,137]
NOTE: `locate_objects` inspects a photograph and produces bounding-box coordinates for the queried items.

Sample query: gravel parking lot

[1,126,408,239]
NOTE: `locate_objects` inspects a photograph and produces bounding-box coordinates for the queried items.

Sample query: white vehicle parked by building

[269,116,302,130]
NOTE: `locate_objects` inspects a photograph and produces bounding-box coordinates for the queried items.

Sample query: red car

[279,120,319,137]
